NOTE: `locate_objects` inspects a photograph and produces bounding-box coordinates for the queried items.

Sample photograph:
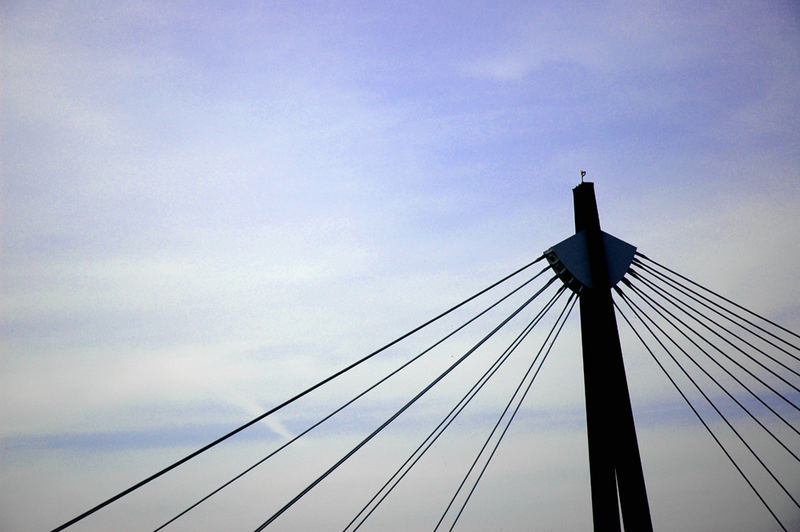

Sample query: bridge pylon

[545,182,653,531]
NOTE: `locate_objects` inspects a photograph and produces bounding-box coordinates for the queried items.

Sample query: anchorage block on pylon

[544,231,636,292]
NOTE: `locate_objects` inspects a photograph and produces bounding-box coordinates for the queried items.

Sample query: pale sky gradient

[2,1,800,531]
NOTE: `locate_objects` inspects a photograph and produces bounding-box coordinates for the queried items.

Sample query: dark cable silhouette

[625,275,800,458]
[51,255,546,532]
[631,259,800,364]
[51,243,800,532]
[634,253,800,351]
[447,295,577,532]
[434,292,575,530]
[155,268,554,531]
[613,297,788,532]
[617,287,799,512]
[624,279,800,415]
[630,267,800,380]
[253,275,558,530]
[346,286,567,531]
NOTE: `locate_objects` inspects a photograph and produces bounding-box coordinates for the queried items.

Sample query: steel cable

[346,286,567,532]
[253,276,559,530]
[634,253,800,351]
[155,266,553,530]
[435,293,576,531]
[629,267,800,380]
[624,279,800,416]
[51,255,545,532]
[616,287,800,511]
[613,296,788,532]
[634,256,800,360]
[623,277,800,460]
[448,295,577,532]
[633,258,800,366]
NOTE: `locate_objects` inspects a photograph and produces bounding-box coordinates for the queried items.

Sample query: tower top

[572,182,600,233]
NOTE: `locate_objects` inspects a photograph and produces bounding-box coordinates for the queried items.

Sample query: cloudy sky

[2,1,799,530]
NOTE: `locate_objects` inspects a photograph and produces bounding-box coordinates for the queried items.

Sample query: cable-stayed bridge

[51,183,800,531]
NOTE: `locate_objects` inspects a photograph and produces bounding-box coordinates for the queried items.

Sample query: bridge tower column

[573,182,653,531]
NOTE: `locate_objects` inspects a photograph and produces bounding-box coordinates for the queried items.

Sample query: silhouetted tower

[545,182,653,531]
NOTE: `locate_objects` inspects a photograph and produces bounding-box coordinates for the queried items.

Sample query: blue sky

[2,1,799,530]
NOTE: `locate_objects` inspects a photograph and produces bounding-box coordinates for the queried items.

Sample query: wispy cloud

[2,1,799,530]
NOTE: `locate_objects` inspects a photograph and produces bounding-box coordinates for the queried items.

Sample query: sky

[2,0,799,530]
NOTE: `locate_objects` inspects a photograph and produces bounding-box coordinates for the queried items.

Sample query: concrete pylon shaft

[573,183,653,531]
